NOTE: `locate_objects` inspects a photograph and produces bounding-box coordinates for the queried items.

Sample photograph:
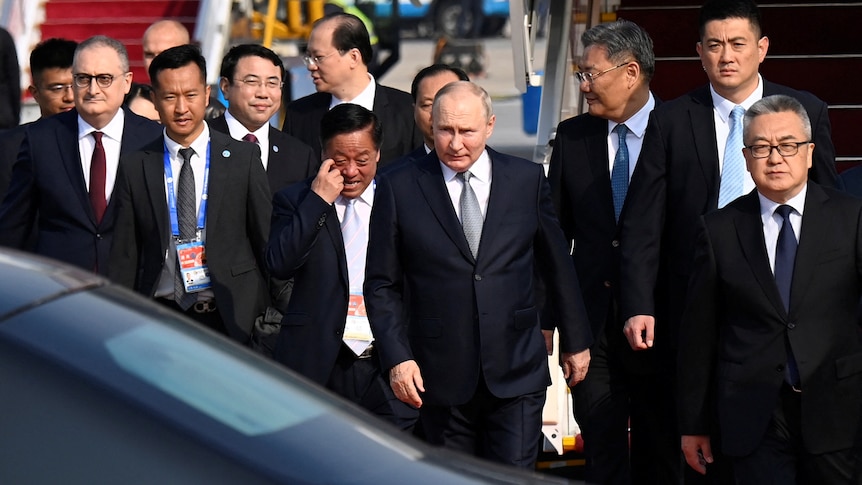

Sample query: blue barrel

[521,76,542,135]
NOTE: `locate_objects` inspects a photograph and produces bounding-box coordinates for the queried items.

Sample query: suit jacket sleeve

[364,175,414,370]
[108,155,139,289]
[807,97,838,189]
[620,110,667,319]
[533,168,592,352]
[677,216,719,435]
[266,185,334,280]
[0,129,36,248]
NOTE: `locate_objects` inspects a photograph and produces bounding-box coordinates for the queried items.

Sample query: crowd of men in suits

[1,0,861,482]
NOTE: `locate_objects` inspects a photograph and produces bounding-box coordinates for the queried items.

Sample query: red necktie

[90,131,107,224]
[242,133,259,144]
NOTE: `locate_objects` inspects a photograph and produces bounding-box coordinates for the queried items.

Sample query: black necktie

[175,147,197,309]
[774,204,800,387]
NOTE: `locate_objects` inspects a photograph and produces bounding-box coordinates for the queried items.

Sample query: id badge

[344,293,373,342]
[177,240,212,293]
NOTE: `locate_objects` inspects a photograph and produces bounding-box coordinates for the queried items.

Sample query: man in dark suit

[0,38,77,202]
[266,103,416,429]
[283,13,421,166]
[214,44,316,199]
[0,36,161,274]
[620,4,838,480]
[0,26,20,129]
[679,94,862,484]
[364,81,592,468]
[110,45,271,344]
[548,20,676,485]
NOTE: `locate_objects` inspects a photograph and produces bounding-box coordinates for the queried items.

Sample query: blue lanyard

[164,142,211,237]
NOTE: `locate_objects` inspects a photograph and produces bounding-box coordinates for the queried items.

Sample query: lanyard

[164,142,211,237]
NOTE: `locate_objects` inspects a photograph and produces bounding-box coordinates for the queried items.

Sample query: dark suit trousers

[419,375,546,469]
[327,345,418,431]
[732,385,862,485]
[572,302,679,485]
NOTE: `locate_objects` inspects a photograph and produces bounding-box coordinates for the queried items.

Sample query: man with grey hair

[547,19,670,484]
[0,35,161,274]
[679,94,862,484]
[365,81,592,468]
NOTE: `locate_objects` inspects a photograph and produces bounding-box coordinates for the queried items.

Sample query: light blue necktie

[610,124,629,222]
[458,171,483,258]
[718,105,746,208]
[341,199,367,292]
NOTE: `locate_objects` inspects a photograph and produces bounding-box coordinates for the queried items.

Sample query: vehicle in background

[0,248,575,484]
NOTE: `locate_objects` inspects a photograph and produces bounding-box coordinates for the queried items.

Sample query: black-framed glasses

[73,73,117,88]
[302,50,343,67]
[40,83,73,94]
[744,141,811,159]
[233,77,283,89]
[574,62,630,84]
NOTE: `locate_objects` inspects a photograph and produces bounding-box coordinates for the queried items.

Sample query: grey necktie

[457,171,483,258]
[174,147,197,309]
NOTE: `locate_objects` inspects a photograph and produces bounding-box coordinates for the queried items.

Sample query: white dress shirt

[330,74,377,111]
[759,185,806,273]
[224,110,270,169]
[78,109,125,200]
[607,92,656,179]
[441,149,492,220]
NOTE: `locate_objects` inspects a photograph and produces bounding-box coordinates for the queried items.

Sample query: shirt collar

[606,91,656,139]
[439,149,491,183]
[710,74,764,122]
[758,183,808,220]
[164,123,211,161]
[337,179,376,208]
[224,110,269,147]
[78,109,125,142]
[331,74,376,111]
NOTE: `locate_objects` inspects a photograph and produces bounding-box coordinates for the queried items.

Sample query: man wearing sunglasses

[283,13,421,167]
[0,35,161,275]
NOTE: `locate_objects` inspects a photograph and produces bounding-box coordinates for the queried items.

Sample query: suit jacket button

[787,322,796,330]
[603,280,612,288]
[776,364,785,372]
[611,240,620,248]
[95,233,102,240]
[474,274,482,281]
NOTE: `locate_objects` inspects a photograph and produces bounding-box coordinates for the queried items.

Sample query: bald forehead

[144,21,189,44]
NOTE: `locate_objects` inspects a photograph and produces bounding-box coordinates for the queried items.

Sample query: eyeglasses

[574,62,630,84]
[745,141,811,159]
[233,77,283,90]
[302,50,343,67]
[40,83,73,94]
[73,73,118,88]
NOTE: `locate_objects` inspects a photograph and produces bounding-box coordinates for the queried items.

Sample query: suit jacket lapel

[734,192,788,316]
[141,142,169,248]
[689,87,721,208]
[788,184,829,314]
[584,117,617,226]
[415,154,474,262]
[57,111,96,224]
[481,149,517,259]
[205,133,231,234]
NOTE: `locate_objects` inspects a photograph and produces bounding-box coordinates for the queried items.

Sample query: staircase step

[40,20,195,43]
[45,0,198,19]
[830,107,862,164]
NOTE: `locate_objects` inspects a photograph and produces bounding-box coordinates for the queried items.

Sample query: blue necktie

[774,204,800,387]
[718,105,746,208]
[458,171,483,258]
[610,124,629,222]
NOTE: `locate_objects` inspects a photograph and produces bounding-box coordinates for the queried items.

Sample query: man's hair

[699,0,762,39]
[433,81,494,123]
[74,36,130,73]
[743,94,812,141]
[317,13,373,66]
[30,38,77,81]
[124,82,154,106]
[149,44,206,89]
[220,44,284,82]
[320,103,383,151]
[581,20,655,82]
[410,64,470,101]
